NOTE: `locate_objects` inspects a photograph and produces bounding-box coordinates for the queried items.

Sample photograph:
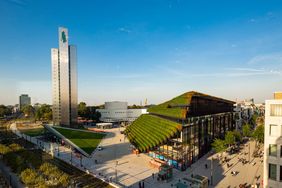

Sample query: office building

[125,91,237,170]
[19,94,31,110]
[51,27,77,127]
[264,92,282,187]
[97,101,147,123]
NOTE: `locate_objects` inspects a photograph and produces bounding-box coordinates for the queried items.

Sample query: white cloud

[118,27,131,33]
[160,66,281,78]
[247,53,282,65]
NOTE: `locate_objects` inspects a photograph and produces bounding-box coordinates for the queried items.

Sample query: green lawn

[53,127,105,155]
[21,128,44,137]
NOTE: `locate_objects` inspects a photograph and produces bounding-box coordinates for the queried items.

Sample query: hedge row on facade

[125,114,182,152]
[147,92,193,119]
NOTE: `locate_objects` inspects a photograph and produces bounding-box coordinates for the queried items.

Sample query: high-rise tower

[51,27,77,127]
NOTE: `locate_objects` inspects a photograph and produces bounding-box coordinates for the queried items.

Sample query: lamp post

[57,143,60,157]
[248,142,251,163]
[115,160,118,182]
[70,149,73,165]
[210,157,213,185]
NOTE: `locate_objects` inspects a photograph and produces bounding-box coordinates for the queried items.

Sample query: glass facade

[51,27,77,127]
[51,48,60,125]
[19,94,31,110]
[150,112,235,170]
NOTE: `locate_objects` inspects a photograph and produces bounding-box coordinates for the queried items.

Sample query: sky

[1,0,282,106]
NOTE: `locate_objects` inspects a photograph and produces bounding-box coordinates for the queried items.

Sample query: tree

[251,114,258,126]
[0,105,12,117]
[225,131,236,147]
[211,138,227,154]
[78,102,88,117]
[22,105,35,117]
[0,144,11,155]
[59,173,69,187]
[35,104,52,120]
[252,125,264,146]
[242,124,251,138]
[232,130,242,142]
[8,143,23,152]
[20,168,38,185]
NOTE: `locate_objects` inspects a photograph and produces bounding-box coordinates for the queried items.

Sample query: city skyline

[1,0,282,105]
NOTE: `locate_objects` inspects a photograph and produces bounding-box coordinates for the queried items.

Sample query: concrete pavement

[11,123,264,188]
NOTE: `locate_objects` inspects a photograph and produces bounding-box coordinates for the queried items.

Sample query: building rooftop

[148,91,234,120]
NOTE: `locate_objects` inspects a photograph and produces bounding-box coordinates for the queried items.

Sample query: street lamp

[210,157,213,186]
[248,142,251,163]
[57,143,60,157]
[115,160,118,182]
[70,149,73,165]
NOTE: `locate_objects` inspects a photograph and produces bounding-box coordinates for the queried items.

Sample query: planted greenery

[20,162,70,187]
[54,127,105,154]
[125,114,182,152]
[147,92,192,119]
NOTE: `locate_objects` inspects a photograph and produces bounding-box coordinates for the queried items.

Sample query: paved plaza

[10,123,263,188]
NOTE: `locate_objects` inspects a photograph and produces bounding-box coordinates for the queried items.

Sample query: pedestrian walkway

[11,123,263,188]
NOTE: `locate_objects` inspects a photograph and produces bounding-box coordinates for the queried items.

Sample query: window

[269,144,277,157]
[270,104,282,116]
[280,166,282,181]
[269,163,277,180]
[269,124,278,136]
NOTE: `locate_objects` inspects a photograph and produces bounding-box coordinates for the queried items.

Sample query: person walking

[152,173,154,179]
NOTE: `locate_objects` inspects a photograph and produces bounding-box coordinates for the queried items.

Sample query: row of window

[100,111,135,114]
[269,163,282,181]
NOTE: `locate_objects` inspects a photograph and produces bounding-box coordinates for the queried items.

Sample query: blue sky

[1,0,282,105]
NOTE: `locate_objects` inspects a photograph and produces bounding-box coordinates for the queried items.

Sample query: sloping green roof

[125,114,182,152]
[147,91,234,119]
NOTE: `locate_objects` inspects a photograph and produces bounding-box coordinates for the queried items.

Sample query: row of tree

[211,124,264,154]
[0,105,12,117]
[78,102,101,122]
[21,104,52,121]
[20,162,69,187]
[0,143,69,187]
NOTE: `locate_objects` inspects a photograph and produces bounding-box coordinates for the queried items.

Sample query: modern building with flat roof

[51,27,77,127]
[97,101,147,123]
[264,92,282,187]
[125,91,237,170]
[19,94,31,110]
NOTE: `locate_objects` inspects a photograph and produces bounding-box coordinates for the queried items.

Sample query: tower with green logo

[51,27,77,127]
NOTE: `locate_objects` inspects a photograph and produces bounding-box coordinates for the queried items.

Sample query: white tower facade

[51,27,77,127]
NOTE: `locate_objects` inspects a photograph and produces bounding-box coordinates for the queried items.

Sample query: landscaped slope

[125,114,182,152]
[54,127,105,155]
[147,91,233,119]
[147,91,195,119]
